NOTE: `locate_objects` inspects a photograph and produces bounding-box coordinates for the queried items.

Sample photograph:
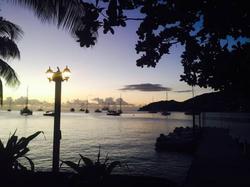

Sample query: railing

[200,112,250,157]
[200,112,250,140]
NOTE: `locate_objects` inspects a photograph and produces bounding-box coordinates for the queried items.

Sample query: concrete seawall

[184,127,250,187]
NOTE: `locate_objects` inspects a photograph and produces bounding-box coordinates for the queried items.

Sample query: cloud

[173,90,192,93]
[66,99,87,105]
[119,83,171,92]
[12,97,27,105]
[92,98,104,104]
[115,98,129,105]
[93,97,130,105]
[4,97,51,106]
[104,97,115,105]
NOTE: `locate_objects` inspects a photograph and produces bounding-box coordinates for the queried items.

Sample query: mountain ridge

[138,92,250,112]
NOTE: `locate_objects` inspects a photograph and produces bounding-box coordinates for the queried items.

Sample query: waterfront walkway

[184,127,250,187]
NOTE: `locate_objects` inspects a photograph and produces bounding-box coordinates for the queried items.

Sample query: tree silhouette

[9,0,98,47]
[0,17,22,106]
[7,0,250,95]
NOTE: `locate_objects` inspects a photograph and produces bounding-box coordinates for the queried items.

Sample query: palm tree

[1,0,98,107]
[1,0,91,107]
[8,0,99,47]
[0,17,22,106]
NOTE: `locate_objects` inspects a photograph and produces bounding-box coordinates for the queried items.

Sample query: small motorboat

[102,106,109,111]
[107,110,121,116]
[94,109,102,113]
[161,111,171,116]
[43,111,55,116]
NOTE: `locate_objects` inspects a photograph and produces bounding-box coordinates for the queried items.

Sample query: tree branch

[125,17,144,21]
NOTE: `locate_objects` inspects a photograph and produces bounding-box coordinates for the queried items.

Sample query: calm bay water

[0,111,193,182]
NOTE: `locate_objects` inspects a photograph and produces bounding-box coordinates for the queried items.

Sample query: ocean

[0,111,193,183]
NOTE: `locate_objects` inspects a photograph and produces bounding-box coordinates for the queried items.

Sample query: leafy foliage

[0,17,23,41]
[0,17,22,105]
[61,147,121,184]
[0,131,43,173]
[6,0,250,94]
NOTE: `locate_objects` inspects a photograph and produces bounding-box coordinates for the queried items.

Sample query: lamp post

[46,66,71,173]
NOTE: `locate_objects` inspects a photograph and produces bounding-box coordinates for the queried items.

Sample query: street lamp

[46,66,71,172]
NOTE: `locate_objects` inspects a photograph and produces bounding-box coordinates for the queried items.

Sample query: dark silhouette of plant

[61,147,121,184]
[8,0,98,47]
[0,16,22,106]
[0,131,43,174]
[6,0,250,95]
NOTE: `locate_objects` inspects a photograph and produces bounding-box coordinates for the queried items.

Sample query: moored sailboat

[79,103,85,111]
[161,89,171,116]
[85,99,89,113]
[106,95,123,116]
[20,87,33,116]
[7,99,12,112]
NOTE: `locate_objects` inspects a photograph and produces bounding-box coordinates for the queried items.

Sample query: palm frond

[9,0,87,34]
[0,17,23,41]
[0,37,21,59]
[0,79,2,106]
[0,59,20,87]
[8,0,101,47]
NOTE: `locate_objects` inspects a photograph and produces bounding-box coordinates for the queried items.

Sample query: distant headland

[139,92,250,112]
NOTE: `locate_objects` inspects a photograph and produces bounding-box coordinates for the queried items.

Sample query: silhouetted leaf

[0,139,4,152]
[62,161,82,173]
[23,156,35,171]
[79,154,94,167]
[107,161,121,174]
[0,59,20,86]
[0,131,40,172]
[95,0,99,7]
[0,17,23,41]
[62,147,124,183]
[0,79,2,106]
[110,27,114,34]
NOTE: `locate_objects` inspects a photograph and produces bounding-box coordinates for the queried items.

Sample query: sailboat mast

[166,89,168,113]
[119,94,122,112]
[26,86,29,107]
[166,89,168,101]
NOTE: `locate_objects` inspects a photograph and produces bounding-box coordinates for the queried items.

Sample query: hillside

[138,92,250,112]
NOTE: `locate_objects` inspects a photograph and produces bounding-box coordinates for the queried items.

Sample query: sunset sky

[1,2,212,105]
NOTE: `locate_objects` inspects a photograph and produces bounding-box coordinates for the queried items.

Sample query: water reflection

[0,111,193,182]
